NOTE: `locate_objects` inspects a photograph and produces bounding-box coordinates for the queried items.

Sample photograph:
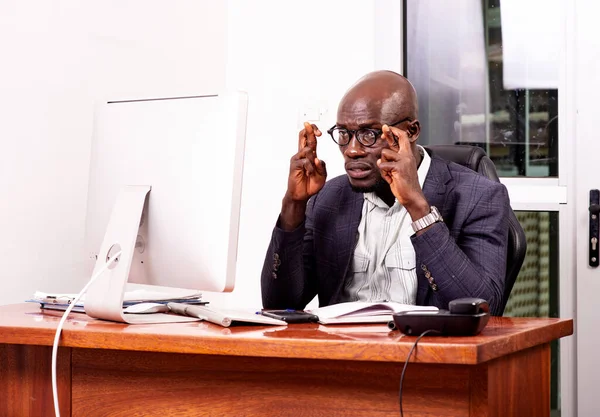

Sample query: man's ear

[407,120,421,142]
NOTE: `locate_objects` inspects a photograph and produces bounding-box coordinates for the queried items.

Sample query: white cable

[52,250,122,417]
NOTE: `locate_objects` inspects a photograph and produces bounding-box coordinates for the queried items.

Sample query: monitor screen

[83,92,248,321]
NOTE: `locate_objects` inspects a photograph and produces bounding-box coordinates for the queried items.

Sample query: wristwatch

[411,206,443,233]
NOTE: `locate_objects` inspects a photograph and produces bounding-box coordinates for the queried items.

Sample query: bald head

[337,71,418,125]
[334,71,422,195]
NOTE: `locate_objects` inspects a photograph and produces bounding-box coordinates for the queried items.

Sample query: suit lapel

[416,156,453,304]
[421,156,452,212]
[333,180,363,302]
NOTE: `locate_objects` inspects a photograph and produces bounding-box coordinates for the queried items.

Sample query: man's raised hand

[279,122,327,231]
[376,125,427,215]
[287,122,327,202]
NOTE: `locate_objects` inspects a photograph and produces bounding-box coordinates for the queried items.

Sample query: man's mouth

[345,163,373,179]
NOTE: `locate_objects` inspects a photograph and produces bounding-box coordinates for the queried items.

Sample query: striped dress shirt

[341,146,431,304]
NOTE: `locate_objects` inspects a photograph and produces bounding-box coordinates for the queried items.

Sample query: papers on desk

[307,301,438,325]
[29,288,206,314]
[28,300,87,313]
[32,286,203,304]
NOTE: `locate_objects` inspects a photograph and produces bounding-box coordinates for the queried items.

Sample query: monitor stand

[84,185,200,324]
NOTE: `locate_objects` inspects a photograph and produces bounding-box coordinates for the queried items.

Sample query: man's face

[336,101,391,192]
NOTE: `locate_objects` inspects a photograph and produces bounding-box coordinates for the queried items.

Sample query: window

[406,0,558,177]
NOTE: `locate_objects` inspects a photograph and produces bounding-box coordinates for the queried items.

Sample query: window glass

[406,0,558,177]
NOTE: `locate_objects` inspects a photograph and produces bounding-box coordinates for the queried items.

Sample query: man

[261,71,510,316]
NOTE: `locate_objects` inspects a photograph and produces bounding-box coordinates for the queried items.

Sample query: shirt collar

[416,144,431,189]
[364,145,431,208]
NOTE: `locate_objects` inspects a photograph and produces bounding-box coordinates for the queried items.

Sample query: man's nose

[344,136,367,158]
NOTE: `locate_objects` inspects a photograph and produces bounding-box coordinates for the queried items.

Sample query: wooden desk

[0,304,572,417]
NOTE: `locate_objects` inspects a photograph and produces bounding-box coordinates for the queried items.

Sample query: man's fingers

[376,159,394,184]
[382,125,412,154]
[381,125,399,152]
[291,158,314,175]
[298,122,319,152]
[293,146,316,162]
[298,128,306,152]
[303,121,321,152]
[303,122,315,147]
[390,126,411,154]
[314,157,327,176]
[302,158,315,176]
[380,148,401,162]
[304,121,314,134]
[305,122,322,136]
[377,159,397,172]
[291,152,324,177]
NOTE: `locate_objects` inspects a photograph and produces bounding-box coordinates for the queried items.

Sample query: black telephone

[391,298,490,336]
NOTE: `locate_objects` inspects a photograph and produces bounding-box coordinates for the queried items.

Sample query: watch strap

[411,206,442,233]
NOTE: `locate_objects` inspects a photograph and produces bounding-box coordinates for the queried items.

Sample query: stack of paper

[28,286,205,314]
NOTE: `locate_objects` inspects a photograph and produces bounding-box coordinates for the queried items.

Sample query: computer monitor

[82,92,248,323]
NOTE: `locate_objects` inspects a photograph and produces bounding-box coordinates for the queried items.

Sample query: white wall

[0,0,226,305]
[0,1,92,305]
[0,0,397,309]
[208,0,381,308]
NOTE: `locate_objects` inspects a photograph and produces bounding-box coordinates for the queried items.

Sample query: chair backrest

[423,145,527,315]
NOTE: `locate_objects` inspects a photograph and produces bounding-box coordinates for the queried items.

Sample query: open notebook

[307,301,438,325]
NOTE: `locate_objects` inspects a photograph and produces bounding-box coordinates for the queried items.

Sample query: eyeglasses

[327,118,413,147]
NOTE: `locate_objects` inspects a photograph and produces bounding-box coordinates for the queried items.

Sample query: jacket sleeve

[261,197,317,309]
[410,181,510,315]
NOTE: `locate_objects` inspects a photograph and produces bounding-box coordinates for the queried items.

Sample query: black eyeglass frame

[327,117,413,147]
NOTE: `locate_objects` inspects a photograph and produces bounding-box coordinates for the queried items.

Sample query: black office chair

[424,145,527,315]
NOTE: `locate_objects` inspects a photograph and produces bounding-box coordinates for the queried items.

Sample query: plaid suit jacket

[261,154,510,316]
